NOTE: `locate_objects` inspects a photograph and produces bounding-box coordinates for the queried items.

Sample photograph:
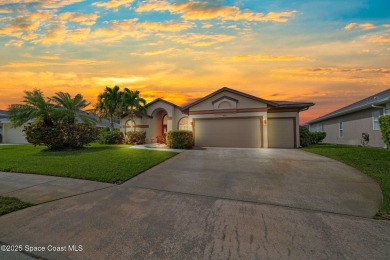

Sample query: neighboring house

[307,88,390,148]
[0,110,27,144]
[0,110,119,144]
[122,87,314,148]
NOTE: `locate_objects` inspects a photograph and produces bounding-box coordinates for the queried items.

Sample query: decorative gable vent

[212,95,238,110]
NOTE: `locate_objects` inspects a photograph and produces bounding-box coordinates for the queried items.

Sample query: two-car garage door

[194,117,296,148]
[194,118,261,148]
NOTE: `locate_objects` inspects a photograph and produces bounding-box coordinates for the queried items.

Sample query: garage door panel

[268,118,295,148]
[195,118,261,148]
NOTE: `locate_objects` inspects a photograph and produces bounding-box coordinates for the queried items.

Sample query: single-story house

[122,87,314,148]
[0,110,119,144]
[307,88,390,148]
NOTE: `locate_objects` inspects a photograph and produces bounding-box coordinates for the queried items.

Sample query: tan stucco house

[122,87,314,148]
[307,88,390,148]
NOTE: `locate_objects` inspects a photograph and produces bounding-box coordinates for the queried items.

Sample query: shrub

[299,126,326,147]
[125,131,146,145]
[166,130,194,149]
[98,128,123,144]
[379,115,390,149]
[311,131,326,144]
[24,122,99,150]
[299,126,311,147]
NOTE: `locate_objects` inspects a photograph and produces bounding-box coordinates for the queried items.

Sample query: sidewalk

[0,172,114,204]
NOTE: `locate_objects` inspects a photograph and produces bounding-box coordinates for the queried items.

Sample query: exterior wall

[309,107,385,148]
[189,91,267,111]
[2,124,28,144]
[120,101,188,143]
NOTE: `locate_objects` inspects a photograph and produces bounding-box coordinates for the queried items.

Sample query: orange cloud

[344,23,376,30]
[2,59,107,68]
[0,10,52,37]
[59,12,99,26]
[137,20,194,32]
[40,0,84,9]
[230,55,311,62]
[162,33,235,46]
[367,35,390,44]
[136,0,296,22]
[4,39,24,47]
[93,0,134,10]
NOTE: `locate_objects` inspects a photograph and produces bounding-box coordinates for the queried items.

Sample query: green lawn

[0,196,34,216]
[0,144,177,184]
[302,144,390,215]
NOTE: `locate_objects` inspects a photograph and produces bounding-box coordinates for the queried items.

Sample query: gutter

[371,104,386,115]
[308,97,390,124]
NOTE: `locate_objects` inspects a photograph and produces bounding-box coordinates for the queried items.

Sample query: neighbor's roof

[0,110,119,128]
[181,87,314,111]
[308,88,390,124]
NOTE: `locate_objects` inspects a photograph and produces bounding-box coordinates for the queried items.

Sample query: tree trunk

[109,115,114,131]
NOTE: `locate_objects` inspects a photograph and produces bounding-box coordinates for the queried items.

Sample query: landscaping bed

[0,144,177,184]
[302,144,390,216]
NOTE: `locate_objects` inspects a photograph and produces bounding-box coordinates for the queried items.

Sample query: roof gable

[182,87,278,111]
[146,98,180,109]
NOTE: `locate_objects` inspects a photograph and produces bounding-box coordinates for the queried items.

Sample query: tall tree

[95,86,122,131]
[50,92,91,124]
[120,88,147,120]
[8,89,55,127]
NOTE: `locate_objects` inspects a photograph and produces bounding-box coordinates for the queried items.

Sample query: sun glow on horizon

[0,0,389,123]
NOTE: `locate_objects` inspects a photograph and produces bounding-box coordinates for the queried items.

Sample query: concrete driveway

[0,148,389,259]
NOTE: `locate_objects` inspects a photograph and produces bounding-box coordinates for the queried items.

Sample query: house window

[178,117,191,131]
[373,111,380,130]
[320,123,324,132]
[162,114,168,134]
[339,120,343,137]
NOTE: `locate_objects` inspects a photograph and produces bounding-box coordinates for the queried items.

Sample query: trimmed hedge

[166,130,194,149]
[311,132,327,144]
[299,126,326,147]
[24,122,99,150]
[125,131,146,145]
[98,128,123,144]
[379,115,390,149]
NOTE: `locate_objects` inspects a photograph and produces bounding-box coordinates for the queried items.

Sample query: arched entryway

[150,108,169,143]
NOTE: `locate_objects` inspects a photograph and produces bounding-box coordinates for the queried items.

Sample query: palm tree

[95,86,122,131]
[50,92,91,124]
[120,88,147,119]
[8,89,55,127]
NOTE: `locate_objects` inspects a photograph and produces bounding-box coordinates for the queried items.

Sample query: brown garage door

[194,118,261,148]
[268,118,295,148]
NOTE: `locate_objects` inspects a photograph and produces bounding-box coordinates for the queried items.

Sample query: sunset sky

[0,0,389,123]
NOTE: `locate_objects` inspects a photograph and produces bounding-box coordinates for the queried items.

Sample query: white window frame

[372,111,380,130]
[339,120,344,137]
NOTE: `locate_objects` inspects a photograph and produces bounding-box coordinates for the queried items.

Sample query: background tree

[120,88,147,125]
[50,92,91,124]
[95,86,122,131]
[8,89,55,127]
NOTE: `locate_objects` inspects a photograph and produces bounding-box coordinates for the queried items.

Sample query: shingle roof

[181,87,314,111]
[308,88,390,124]
[145,98,181,108]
